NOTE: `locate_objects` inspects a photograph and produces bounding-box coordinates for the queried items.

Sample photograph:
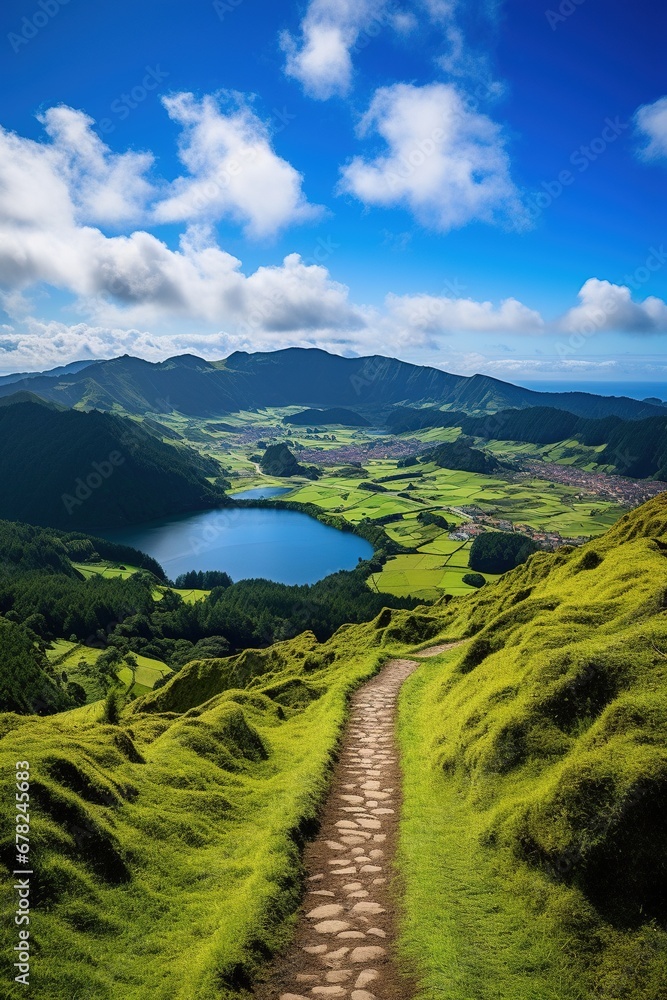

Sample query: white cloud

[635,95,667,162]
[339,83,526,232]
[39,106,156,226]
[153,92,321,237]
[1,101,665,374]
[0,318,237,372]
[280,0,390,100]
[0,104,356,338]
[389,10,418,34]
[561,279,667,335]
[0,94,319,250]
[386,292,544,336]
[0,107,154,247]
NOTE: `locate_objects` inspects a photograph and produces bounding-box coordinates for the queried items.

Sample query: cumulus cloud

[339,83,526,232]
[560,279,667,335]
[0,105,356,337]
[153,93,321,237]
[39,106,156,226]
[0,95,319,248]
[4,274,667,376]
[0,318,237,372]
[386,292,544,337]
[0,107,154,241]
[635,95,667,162]
[280,0,390,99]
[1,100,665,373]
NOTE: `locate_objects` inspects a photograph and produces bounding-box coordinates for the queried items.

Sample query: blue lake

[231,486,293,500]
[99,506,373,585]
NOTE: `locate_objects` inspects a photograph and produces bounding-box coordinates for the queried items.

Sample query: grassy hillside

[0,401,226,529]
[0,494,665,997]
[425,438,501,474]
[0,629,393,999]
[398,493,667,999]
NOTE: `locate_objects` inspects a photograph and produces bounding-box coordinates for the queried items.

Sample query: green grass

[395,493,667,1000]
[370,536,502,598]
[46,641,171,700]
[0,630,391,999]
[5,485,665,997]
[398,654,587,1000]
[72,562,143,580]
[172,588,211,604]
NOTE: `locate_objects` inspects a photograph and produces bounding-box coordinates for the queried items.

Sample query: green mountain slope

[0,494,665,997]
[390,404,667,479]
[0,359,99,388]
[259,443,305,476]
[398,495,667,999]
[0,348,662,419]
[0,401,226,529]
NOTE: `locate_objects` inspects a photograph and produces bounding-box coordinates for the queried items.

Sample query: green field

[72,561,142,580]
[47,640,171,699]
[112,409,633,601]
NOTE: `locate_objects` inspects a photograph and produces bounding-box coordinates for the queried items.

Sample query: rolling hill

[284,406,371,426]
[0,399,227,530]
[0,495,665,998]
[390,404,667,480]
[0,348,662,420]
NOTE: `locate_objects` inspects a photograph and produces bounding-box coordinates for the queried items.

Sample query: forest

[468,529,540,573]
[0,400,227,529]
[0,519,417,714]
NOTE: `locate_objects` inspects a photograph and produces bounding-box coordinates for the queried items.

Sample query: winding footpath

[256,647,454,1000]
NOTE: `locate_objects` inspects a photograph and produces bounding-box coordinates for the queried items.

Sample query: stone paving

[273,658,421,1000]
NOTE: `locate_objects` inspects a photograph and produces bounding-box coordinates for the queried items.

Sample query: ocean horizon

[515,380,666,402]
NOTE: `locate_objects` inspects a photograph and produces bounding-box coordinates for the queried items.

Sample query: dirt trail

[254,645,459,1000]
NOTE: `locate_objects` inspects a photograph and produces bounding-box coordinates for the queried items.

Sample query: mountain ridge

[0,348,662,420]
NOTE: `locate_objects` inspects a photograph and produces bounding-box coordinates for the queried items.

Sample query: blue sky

[0,0,665,384]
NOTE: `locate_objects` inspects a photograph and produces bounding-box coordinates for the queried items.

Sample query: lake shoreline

[94,500,380,586]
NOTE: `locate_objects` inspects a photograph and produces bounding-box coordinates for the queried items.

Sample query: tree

[96,648,123,691]
[66,681,87,705]
[102,687,124,725]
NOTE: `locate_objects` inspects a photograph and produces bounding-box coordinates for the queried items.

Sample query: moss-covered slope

[0,494,665,998]
[397,492,667,999]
